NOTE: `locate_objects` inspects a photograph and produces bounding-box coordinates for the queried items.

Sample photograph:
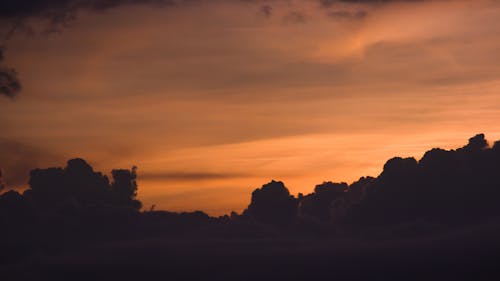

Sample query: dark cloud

[0,0,177,21]
[243,180,298,225]
[2,134,500,279]
[0,47,20,98]
[9,132,492,230]
[259,4,272,17]
[320,0,426,20]
[335,134,500,226]
[0,67,20,98]
[299,181,348,221]
[0,0,188,37]
[236,134,500,227]
[27,158,141,209]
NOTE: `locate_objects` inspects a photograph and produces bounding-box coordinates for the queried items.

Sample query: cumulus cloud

[232,134,500,227]
[335,134,500,226]
[243,180,298,225]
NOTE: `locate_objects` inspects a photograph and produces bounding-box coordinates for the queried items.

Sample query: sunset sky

[2,0,500,215]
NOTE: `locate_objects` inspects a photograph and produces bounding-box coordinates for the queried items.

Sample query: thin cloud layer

[0,0,452,35]
[0,0,461,98]
[0,139,64,187]
[139,171,249,181]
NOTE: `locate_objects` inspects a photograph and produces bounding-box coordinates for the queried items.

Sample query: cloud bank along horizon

[2,0,500,215]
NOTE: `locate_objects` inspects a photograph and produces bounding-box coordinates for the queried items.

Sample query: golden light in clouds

[2,0,500,215]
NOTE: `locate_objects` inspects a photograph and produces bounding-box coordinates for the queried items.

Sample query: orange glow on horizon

[2,0,500,216]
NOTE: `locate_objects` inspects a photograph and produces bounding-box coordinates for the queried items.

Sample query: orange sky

[2,0,500,215]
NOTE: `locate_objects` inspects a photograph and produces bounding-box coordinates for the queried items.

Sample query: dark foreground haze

[2,134,500,280]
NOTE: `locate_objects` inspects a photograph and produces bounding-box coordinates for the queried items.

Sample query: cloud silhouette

[299,181,348,221]
[2,134,500,280]
[335,134,500,226]
[243,180,298,225]
[3,133,500,230]
[26,158,141,210]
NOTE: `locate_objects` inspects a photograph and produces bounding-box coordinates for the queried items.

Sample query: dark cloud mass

[2,134,500,280]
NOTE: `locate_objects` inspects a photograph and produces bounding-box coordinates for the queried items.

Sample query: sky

[2,0,500,215]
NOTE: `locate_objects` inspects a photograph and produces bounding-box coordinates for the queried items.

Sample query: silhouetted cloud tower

[244,180,298,225]
[26,158,141,211]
